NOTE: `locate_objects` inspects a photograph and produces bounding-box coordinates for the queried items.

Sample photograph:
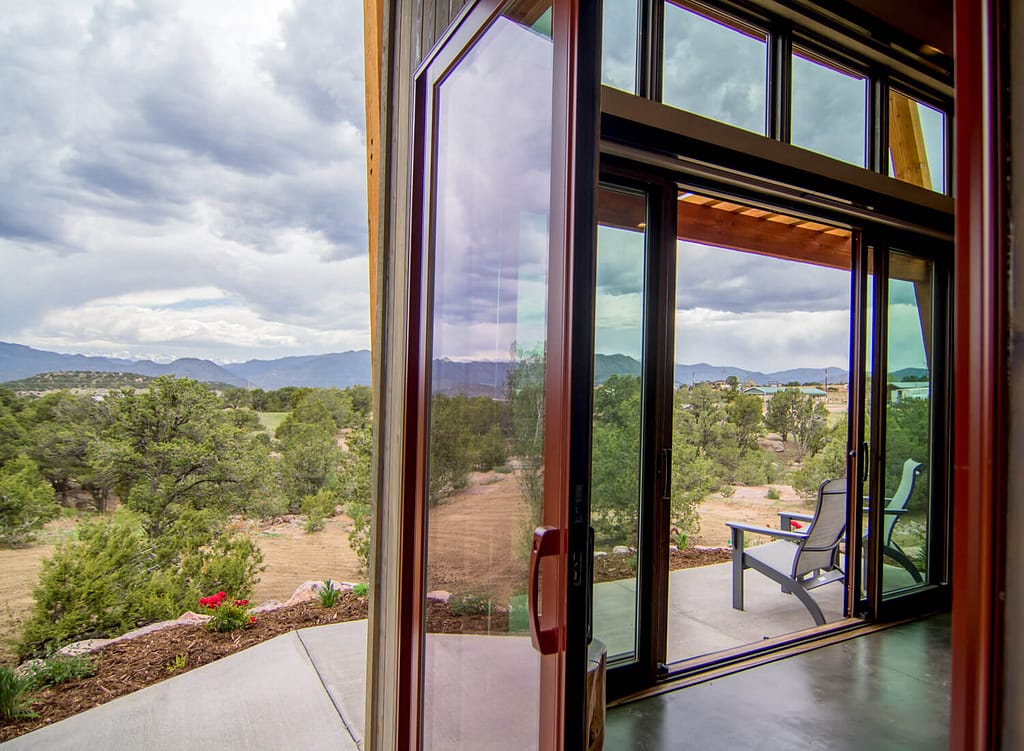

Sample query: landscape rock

[426,590,451,604]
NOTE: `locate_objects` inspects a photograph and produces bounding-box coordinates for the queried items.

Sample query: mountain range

[0,341,849,394]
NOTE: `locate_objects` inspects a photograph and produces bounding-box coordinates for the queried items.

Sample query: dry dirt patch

[693,484,814,547]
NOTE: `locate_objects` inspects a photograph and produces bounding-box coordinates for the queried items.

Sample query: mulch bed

[1,594,368,742]
[1,549,732,742]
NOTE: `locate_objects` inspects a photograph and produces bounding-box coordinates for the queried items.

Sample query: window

[661,2,768,134]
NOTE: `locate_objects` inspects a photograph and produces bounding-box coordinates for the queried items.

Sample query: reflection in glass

[662,2,767,133]
[881,253,934,593]
[602,0,640,93]
[422,7,552,749]
[889,91,947,193]
[791,50,866,166]
[667,193,852,663]
[591,187,647,662]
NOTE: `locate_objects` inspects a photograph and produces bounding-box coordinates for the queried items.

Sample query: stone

[426,590,451,604]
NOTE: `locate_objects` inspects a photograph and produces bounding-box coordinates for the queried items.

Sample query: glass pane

[889,91,947,193]
[662,2,768,134]
[422,7,552,749]
[591,186,647,663]
[791,50,867,166]
[667,193,852,663]
[602,0,640,94]
[881,252,934,594]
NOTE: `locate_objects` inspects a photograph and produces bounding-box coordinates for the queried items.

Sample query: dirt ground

[425,470,531,605]
[692,483,816,547]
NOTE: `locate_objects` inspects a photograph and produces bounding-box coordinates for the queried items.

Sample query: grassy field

[258,411,289,434]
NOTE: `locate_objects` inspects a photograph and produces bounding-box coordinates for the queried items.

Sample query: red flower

[250,616,257,623]
[234,599,249,607]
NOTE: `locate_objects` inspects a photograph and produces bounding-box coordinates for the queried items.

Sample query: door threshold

[608,617,901,708]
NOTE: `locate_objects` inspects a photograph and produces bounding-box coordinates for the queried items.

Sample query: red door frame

[950,0,1009,748]
[396,2,588,748]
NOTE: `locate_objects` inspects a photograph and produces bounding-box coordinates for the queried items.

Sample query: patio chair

[727,477,847,627]
[877,458,924,583]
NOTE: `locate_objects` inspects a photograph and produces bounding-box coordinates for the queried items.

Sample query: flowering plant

[199,591,255,632]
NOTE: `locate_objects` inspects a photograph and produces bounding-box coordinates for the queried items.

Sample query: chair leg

[883,544,924,583]
[790,585,827,627]
[731,528,745,611]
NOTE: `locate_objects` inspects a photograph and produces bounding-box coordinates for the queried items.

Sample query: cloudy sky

[0,0,369,364]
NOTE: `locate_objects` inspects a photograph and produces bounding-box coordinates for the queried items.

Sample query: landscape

[0,341,931,739]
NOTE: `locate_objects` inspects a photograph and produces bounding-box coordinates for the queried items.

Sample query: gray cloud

[0,1,371,361]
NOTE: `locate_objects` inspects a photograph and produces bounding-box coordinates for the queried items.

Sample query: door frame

[595,151,953,699]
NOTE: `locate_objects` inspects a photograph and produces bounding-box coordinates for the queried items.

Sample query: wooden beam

[889,91,933,190]
[363,0,383,381]
[597,190,853,269]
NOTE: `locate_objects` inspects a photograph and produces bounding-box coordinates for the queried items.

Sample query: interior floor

[605,613,951,750]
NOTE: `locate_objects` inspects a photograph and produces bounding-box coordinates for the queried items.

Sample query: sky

[0,1,940,372]
[0,0,369,364]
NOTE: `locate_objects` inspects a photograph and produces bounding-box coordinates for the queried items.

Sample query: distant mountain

[889,367,928,381]
[0,342,849,394]
[0,342,246,387]
[227,351,372,390]
[673,362,848,387]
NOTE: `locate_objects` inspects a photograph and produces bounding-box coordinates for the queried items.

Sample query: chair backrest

[794,477,847,577]
[881,459,923,543]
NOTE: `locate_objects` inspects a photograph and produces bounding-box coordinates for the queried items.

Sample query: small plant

[765,486,780,500]
[166,654,188,674]
[0,665,35,720]
[23,653,96,689]
[675,532,688,549]
[719,484,736,498]
[448,591,493,616]
[199,592,255,633]
[318,579,342,607]
[352,582,369,598]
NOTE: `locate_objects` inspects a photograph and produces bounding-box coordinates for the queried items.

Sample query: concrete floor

[594,560,847,662]
[606,612,951,751]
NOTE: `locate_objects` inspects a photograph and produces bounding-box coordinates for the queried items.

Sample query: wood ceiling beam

[596,189,853,270]
[889,91,934,189]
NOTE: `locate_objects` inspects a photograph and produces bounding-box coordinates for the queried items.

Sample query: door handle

[528,525,562,655]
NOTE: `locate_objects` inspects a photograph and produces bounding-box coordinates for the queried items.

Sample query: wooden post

[363,0,383,379]
[888,91,933,190]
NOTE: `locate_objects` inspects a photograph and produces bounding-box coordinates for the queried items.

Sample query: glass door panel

[591,186,648,663]
[666,192,853,664]
[880,251,935,594]
[419,7,555,749]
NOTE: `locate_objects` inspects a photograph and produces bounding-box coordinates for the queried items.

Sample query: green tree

[506,351,546,535]
[278,422,342,510]
[590,375,642,546]
[26,391,116,510]
[93,376,271,537]
[338,416,373,569]
[765,388,828,456]
[0,456,58,546]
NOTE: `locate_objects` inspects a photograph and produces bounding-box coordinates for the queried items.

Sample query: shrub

[0,456,58,547]
[301,488,339,533]
[765,486,780,500]
[0,665,35,720]
[318,579,342,607]
[448,591,493,616]
[19,514,262,658]
[200,592,254,633]
[23,653,96,688]
[351,582,369,598]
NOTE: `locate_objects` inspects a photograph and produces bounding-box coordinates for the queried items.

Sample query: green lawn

[258,412,289,435]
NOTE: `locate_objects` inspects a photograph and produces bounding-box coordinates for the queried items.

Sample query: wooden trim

[364,0,383,378]
[950,0,1008,748]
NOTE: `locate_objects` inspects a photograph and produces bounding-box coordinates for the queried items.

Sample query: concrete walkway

[2,620,369,751]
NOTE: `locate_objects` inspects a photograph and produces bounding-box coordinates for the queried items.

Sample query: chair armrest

[726,521,806,542]
[778,511,814,531]
[883,508,908,517]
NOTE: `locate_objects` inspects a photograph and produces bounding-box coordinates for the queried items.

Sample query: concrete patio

[3,562,922,750]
